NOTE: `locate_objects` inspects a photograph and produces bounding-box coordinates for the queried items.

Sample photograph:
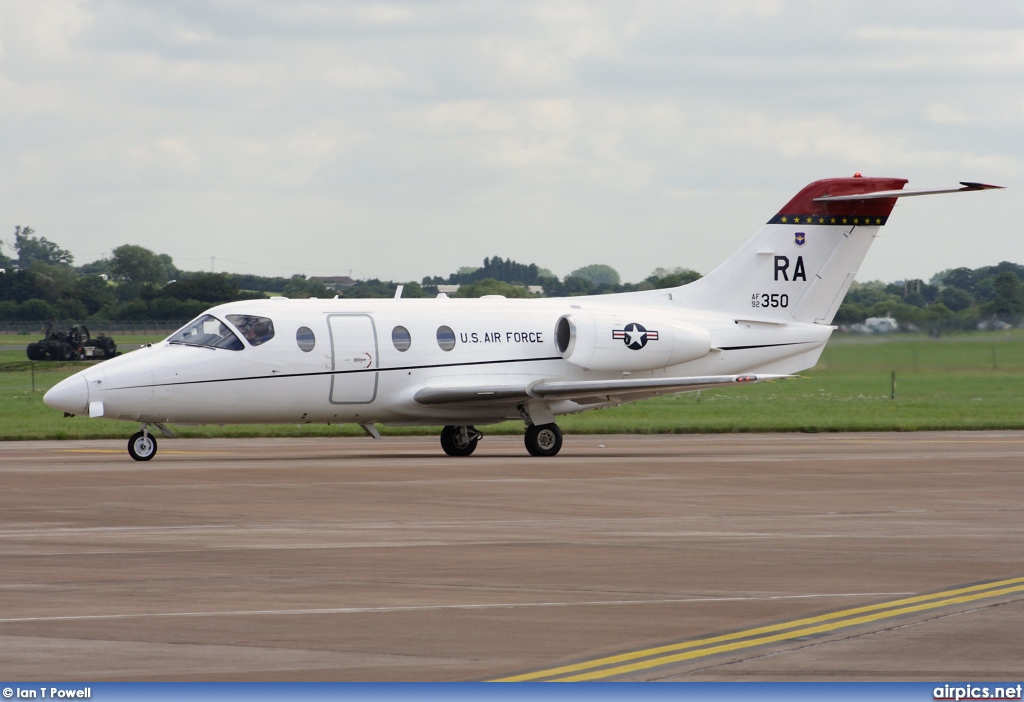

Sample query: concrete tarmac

[0,432,1021,681]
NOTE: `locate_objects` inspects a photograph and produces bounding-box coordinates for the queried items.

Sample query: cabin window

[392,326,411,352]
[436,325,456,351]
[295,326,316,352]
[168,314,244,351]
[226,314,276,346]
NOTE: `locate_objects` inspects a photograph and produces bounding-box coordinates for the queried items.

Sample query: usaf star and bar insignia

[612,323,659,350]
[767,213,888,226]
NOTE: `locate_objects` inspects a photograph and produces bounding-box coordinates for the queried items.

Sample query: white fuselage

[49,293,831,427]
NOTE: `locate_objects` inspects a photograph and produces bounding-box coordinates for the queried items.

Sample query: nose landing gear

[128,427,157,461]
[126,423,174,461]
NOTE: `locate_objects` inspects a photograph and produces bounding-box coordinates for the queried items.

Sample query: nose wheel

[440,425,481,457]
[524,423,562,457]
[128,430,158,461]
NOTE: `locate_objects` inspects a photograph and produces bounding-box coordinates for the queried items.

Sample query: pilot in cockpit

[227,314,275,347]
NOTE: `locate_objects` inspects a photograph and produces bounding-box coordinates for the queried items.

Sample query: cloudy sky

[1,1,1021,284]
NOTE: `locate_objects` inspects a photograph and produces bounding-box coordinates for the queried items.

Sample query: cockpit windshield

[226,314,275,346]
[168,314,244,350]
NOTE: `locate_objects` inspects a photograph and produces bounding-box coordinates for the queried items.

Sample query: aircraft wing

[413,373,791,406]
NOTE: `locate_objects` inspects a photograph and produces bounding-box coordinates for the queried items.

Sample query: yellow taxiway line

[493,575,1024,682]
[59,449,228,455]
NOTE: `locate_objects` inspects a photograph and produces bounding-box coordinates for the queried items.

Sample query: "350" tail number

[751,293,789,308]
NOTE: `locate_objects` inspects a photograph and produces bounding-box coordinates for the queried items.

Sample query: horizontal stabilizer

[814,182,1003,202]
[414,374,791,406]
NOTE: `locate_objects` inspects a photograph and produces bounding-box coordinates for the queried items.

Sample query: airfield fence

[1,320,189,336]
[815,333,1024,372]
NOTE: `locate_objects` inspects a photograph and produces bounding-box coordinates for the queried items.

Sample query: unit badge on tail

[794,231,806,246]
[613,323,659,350]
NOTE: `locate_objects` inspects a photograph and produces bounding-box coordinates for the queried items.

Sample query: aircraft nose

[44,374,90,415]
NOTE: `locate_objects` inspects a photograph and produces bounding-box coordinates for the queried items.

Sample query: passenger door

[328,314,379,404]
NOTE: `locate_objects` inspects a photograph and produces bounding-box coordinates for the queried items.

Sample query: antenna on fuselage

[394,285,404,299]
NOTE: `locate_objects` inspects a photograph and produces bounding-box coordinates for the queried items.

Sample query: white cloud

[325,61,408,89]
[1,0,93,60]
[855,27,1024,73]
[0,0,1021,283]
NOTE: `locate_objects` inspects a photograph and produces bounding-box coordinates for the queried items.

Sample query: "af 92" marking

[751,293,789,308]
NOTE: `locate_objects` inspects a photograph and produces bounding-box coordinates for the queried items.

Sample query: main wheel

[524,423,562,457]
[128,431,158,461]
[440,425,479,457]
[26,343,43,361]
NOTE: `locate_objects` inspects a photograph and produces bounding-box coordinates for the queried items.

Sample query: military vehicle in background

[26,324,118,361]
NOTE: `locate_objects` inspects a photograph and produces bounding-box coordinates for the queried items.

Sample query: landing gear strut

[128,426,158,461]
[524,423,562,457]
[440,425,481,457]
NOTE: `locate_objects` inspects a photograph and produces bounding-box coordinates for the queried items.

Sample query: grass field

[0,334,168,346]
[1,331,1022,440]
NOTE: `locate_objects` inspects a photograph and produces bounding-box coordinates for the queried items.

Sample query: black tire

[440,425,479,457]
[69,325,89,348]
[102,336,116,357]
[525,423,562,457]
[26,343,43,361]
[59,342,75,361]
[128,431,158,461]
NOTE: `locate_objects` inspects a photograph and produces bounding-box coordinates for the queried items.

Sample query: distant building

[436,284,461,294]
[977,316,1013,331]
[527,285,544,295]
[309,276,356,291]
[863,316,899,333]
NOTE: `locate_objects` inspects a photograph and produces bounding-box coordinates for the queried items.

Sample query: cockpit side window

[168,314,244,351]
[226,314,275,346]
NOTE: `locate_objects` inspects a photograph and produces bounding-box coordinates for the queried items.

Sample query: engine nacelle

[554,311,712,372]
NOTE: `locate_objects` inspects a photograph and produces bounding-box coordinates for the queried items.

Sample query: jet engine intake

[554,312,712,372]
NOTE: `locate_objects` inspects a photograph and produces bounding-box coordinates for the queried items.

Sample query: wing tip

[959,181,1005,190]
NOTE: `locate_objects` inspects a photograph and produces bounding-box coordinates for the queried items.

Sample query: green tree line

[1,227,1021,328]
[835,262,1024,330]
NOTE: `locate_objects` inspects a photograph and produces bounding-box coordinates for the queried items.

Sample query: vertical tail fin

[672,177,1001,323]
[675,176,908,324]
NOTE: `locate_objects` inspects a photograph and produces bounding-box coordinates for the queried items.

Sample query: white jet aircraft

[44,176,1001,460]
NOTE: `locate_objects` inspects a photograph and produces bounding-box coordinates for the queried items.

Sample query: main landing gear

[524,423,562,457]
[438,419,564,458]
[440,425,482,456]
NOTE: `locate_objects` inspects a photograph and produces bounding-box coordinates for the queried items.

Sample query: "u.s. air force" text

[459,331,544,344]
